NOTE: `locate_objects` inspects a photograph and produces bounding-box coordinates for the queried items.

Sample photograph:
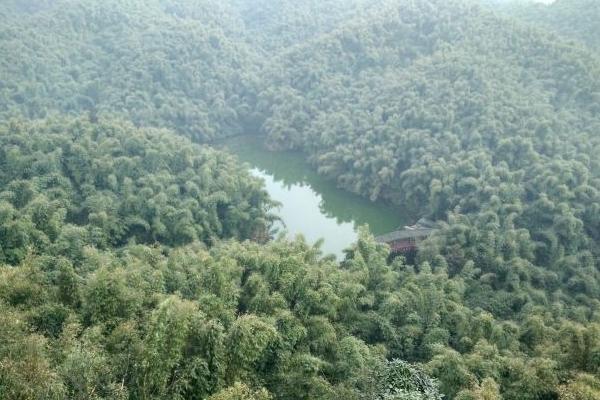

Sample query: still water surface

[221,135,410,258]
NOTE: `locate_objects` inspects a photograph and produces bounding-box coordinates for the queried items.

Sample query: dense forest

[496,0,600,52]
[1,0,600,399]
[0,0,260,141]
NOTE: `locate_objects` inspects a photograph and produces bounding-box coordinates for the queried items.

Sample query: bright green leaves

[369,359,443,400]
[0,303,67,400]
[136,297,198,399]
[225,315,278,384]
[59,324,128,400]
[208,382,272,400]
[455,377,501,400]
[557,373,600,400]
[0,118,275,264]
[82,267,142,327]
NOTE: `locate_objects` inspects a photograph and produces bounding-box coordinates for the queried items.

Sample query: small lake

[220,135,411,258]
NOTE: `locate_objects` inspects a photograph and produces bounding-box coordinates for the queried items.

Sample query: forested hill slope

[2,0,600,398]
[0,119,449,400]
[230,0,384,51]
[0,0,259,141]
[0,118,275,265]
[259,0,600,211]
[496,0,600,51]
[1,121,598,400]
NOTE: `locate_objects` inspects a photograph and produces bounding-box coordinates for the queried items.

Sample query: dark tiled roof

[375,228,435,243]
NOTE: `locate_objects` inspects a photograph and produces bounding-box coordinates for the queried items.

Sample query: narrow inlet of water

[220,135,411,258]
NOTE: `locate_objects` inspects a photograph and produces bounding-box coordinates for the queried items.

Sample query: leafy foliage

[0,229,443,399]
[1,0,600,399]
[0,0,258,141]
[0,118,274,264]
[230,0,383,51]
[369,359,443,400]
[497,0,600,51]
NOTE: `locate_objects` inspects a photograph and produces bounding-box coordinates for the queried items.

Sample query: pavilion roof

[375,228,435,243]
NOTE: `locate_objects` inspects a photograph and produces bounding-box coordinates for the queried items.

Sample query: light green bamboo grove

[0,118,276,264]
[1,0,600,399]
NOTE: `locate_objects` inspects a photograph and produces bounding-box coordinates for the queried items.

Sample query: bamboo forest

[1,0,600,399]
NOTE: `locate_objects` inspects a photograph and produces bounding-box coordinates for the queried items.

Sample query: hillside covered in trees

[0,0,260,141]
[1,0,600,399]
[495,0,600,52]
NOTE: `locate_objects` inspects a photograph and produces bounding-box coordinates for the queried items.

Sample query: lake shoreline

[217,134,414,257]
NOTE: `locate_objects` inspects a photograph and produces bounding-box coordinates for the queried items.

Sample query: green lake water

[220,135,411,258]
